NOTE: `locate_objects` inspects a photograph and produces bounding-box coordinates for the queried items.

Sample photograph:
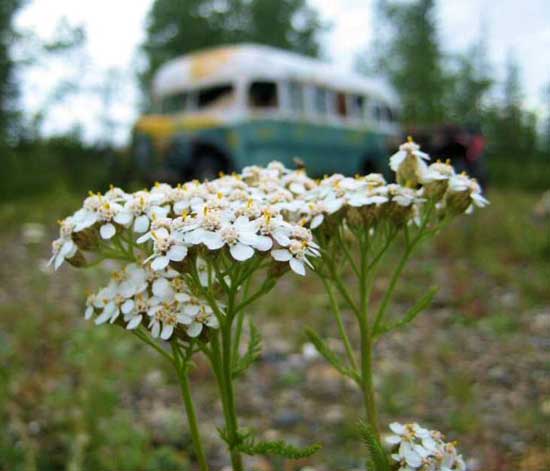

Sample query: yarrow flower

[386,422,466,471]
[50,137,487,342]
[50,138,486,469]
[445,173,489,214]
[390,137,430,188]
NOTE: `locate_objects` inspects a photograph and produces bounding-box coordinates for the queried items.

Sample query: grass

[1,187,549,470]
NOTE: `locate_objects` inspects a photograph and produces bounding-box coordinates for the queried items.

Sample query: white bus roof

[152,43,398,106]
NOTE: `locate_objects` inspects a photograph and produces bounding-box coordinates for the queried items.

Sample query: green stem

[372,243,414,334]
[133,329,174,363]
[358,232,379,440]
[172,344,209,471]
[359,317,379,439]
[206,306,244,470]
[325,257,361,316]
[336,227,360,277]
[221,321,244,470]
[322,278,358,371]
[232,277,252,361]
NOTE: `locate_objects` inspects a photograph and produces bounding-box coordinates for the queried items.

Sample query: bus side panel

[235,119,379,176]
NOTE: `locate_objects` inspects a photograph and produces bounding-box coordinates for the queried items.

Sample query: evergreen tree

[446,35,493,126]
[0,0,24,143]
[139,0,323,103]
[365,0,446,126]
[542,82,550,157]
[485,53,538,160]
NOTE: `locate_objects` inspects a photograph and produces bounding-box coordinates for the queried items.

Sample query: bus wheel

[193,153,226,181]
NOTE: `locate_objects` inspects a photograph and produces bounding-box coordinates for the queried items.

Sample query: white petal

[310,214,324,229]
[94,310,112,325]
[184,305,200,316]
[151,322,160,338]
[136,232,151,244]
[289,257,306,276]
[133,215,150,233]
[273,230,291,247]
[167,244,188,262]
[126,315,143,330]
[109,308,120,324]
[416,150,430,161]
[187,322,203,337]
[202,231,225,250]
[389,423,406,435]
[100,223,116,240]
[177,314,193,325]
[386,435,402,445]
[114,211,132,226]
[230,243,254,261]
[60,240,77,258]
[271,249,292,261]
[151,256,169,271]
[121,299,134,314]
[206,316,219,329]
[84,306,94,320]
[54,253,65,270]
[152,277,174,300]
[389,151,406,171]
[252,235,272,251]
[160,324,174,340]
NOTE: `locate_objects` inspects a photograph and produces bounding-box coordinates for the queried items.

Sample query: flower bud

[72,227,99,251]
[346,206,363,227]
[445,189,472,215]
[66,250,86,268]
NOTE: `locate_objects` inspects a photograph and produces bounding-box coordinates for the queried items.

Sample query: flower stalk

[49,138,485,469]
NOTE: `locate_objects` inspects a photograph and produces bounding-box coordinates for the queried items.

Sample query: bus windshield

[159,84,235,114]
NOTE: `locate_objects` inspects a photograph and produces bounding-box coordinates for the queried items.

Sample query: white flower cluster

[49,164,324,276]
[49,139,488,341]
[83,263,218,340]
[386,422,466,471]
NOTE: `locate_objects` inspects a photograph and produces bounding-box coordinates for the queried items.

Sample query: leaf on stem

[374,286,438,337]
[304,328,360,383]
[358,420,391,471]
[232,319,262,378]
[239,435,321,459]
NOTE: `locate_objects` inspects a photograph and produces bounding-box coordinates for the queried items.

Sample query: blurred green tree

[485,53,538,160]
[543,82,550,158]
[0,0,24,144]
[445,35,493,127]
[139,0,324,106]
[364,0,447,126]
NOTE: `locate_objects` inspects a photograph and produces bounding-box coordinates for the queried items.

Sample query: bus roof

[152,43,399,106]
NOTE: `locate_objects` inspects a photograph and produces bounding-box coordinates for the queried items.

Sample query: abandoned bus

[132,44,401,180]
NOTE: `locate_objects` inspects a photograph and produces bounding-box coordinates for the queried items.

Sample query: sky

[15,0,550,144]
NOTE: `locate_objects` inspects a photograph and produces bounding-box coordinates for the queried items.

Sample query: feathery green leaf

[305,327,360,383]
[375,286,438,337]
[232,319,262,378]
[357,420,391,471]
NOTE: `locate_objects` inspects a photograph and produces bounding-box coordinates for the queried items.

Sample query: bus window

[160,92,188,114]
[288,81,305,113]
[349,95,365,120]
[385,106,396,123]
[313,86,329,116]
[371,102,383,123]
[249,81,278,109]
[336,92,348,117]
[197,84,234,109]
